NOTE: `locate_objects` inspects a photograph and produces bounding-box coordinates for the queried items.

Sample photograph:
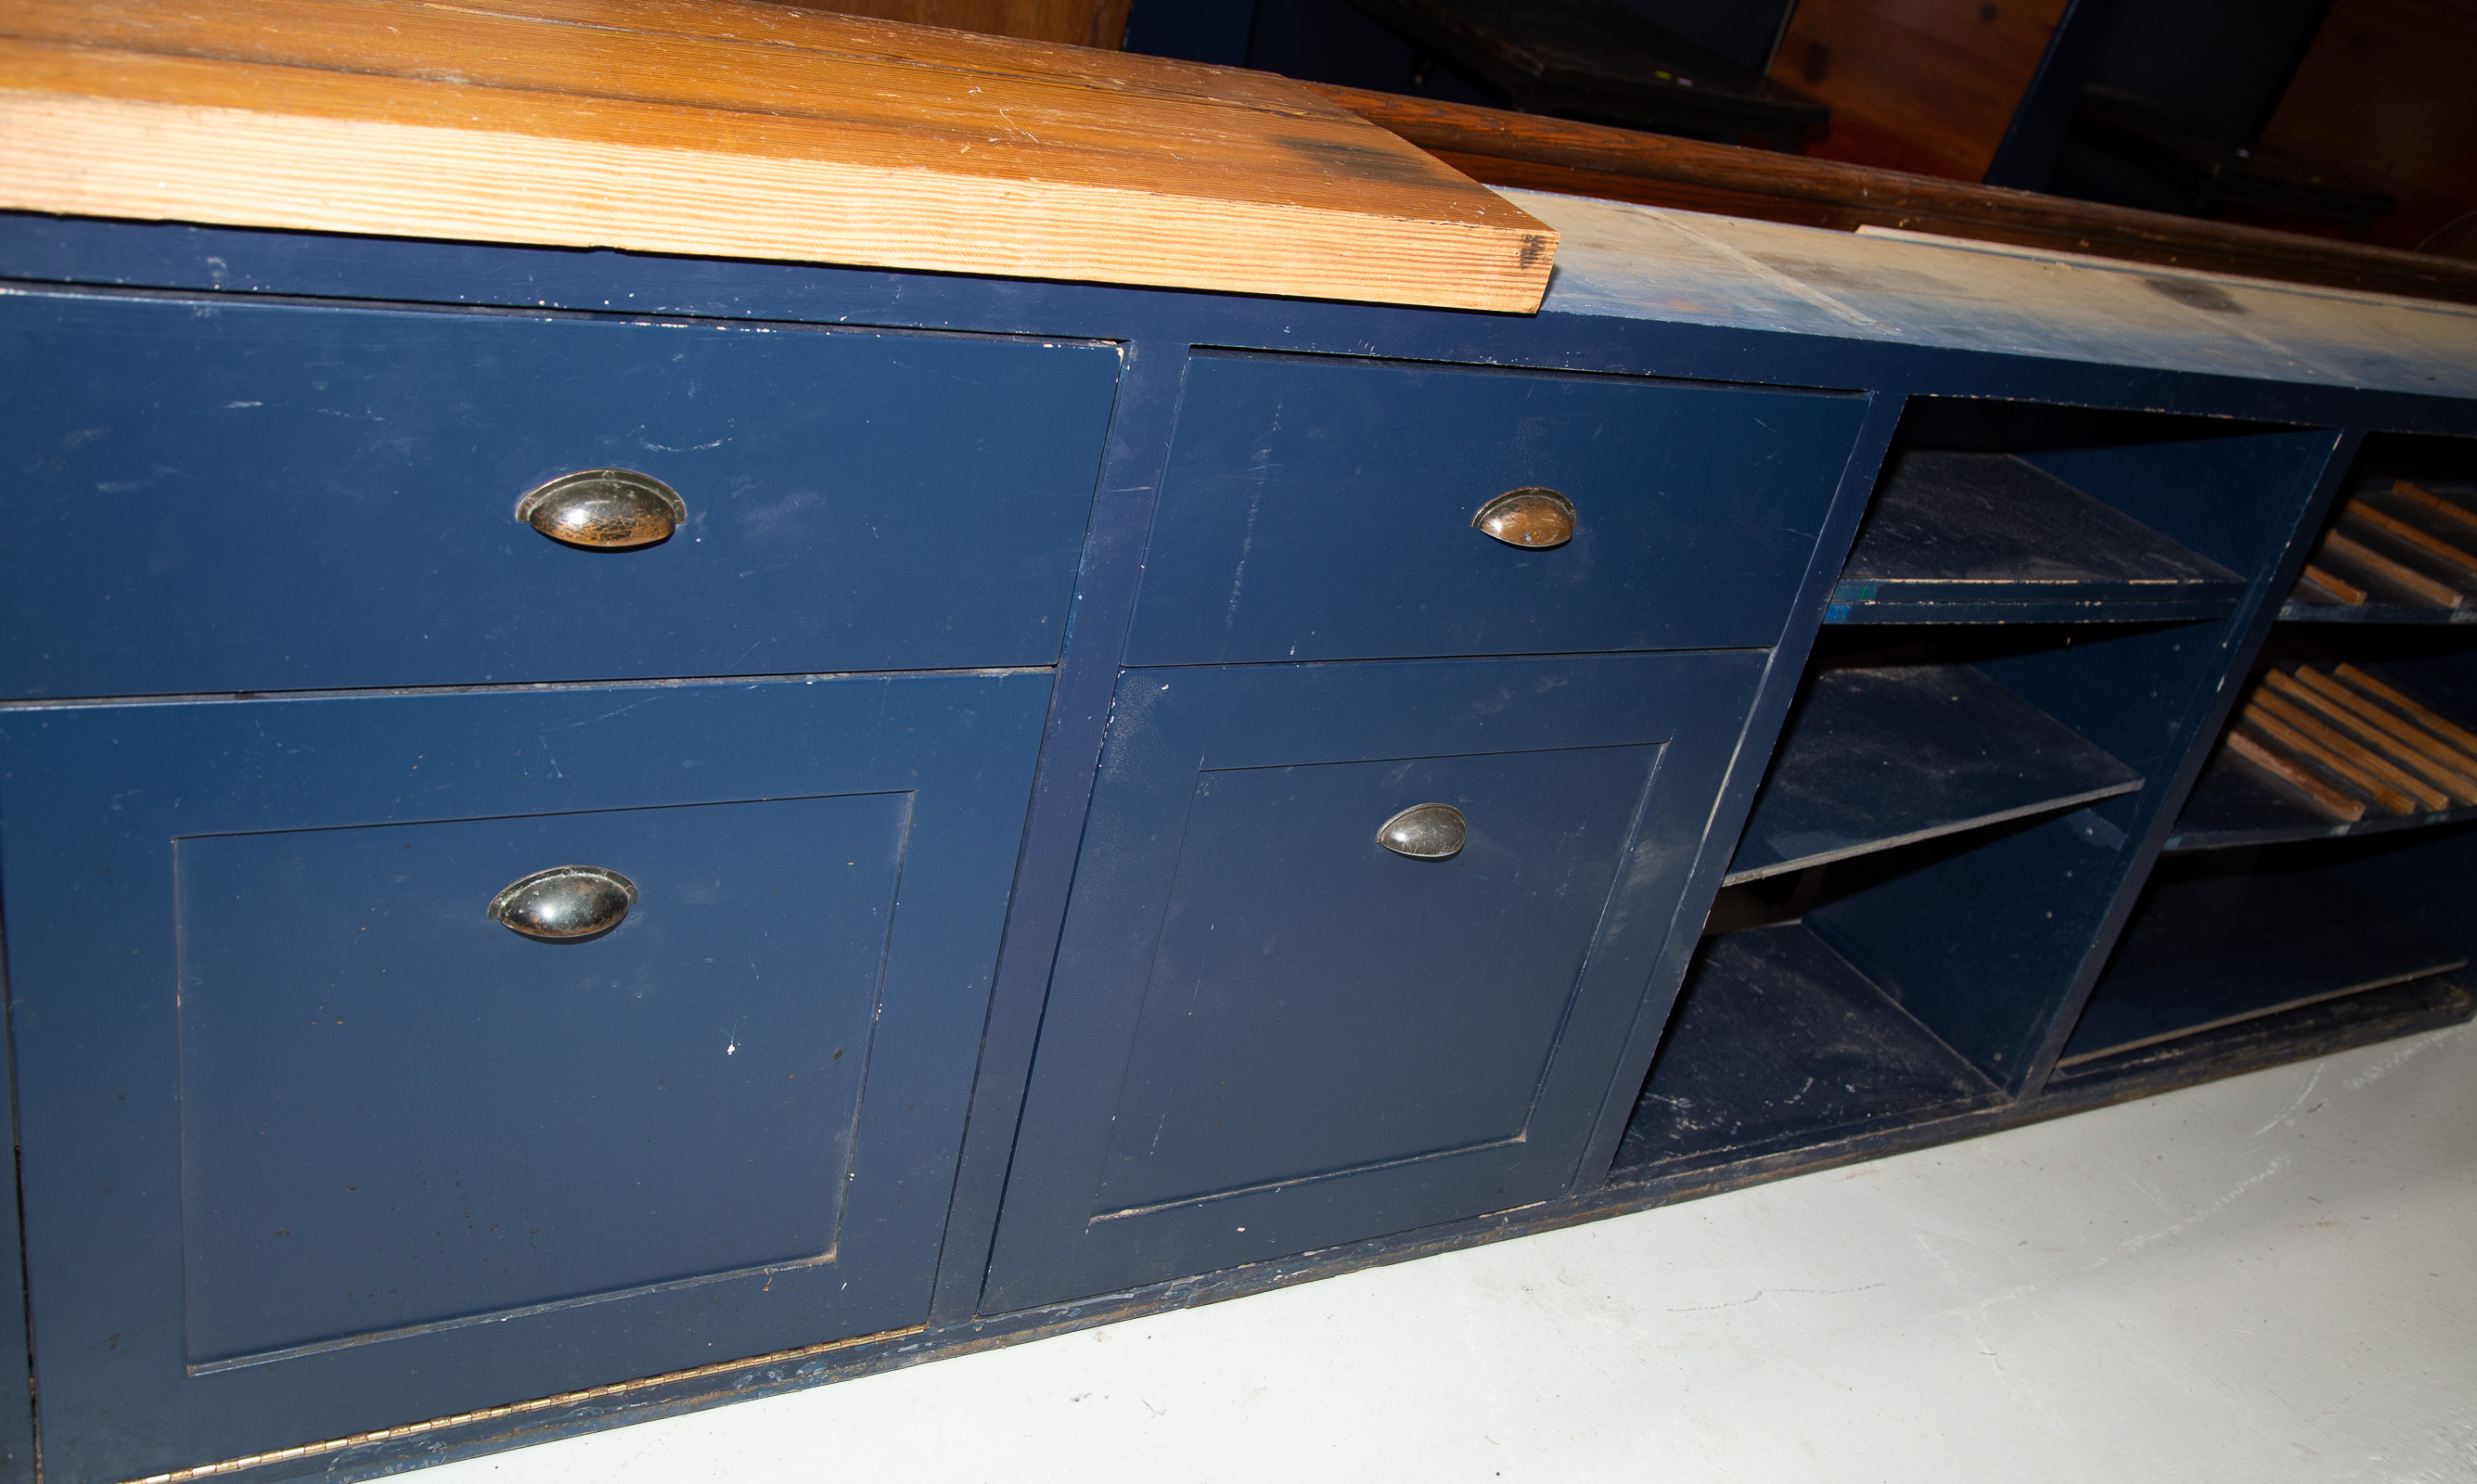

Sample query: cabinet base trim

[121,1324,925,1484]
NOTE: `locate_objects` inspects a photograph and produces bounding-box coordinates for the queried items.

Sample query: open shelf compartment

[1726,660,2142,883]
[1827,451,2246,624]
[2061,849,2471,1067]
[1614,924,2001,1176]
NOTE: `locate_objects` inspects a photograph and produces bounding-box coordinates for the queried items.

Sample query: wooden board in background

[0,0,1557,312]
[779,0,1131,50]
[1309,83,2477,306]
[1768,0,2071,182]
[2256,0,2477,250]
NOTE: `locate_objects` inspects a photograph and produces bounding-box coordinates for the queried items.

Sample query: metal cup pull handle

[516,470,685,549]
[488,865,639,940]
[1471,487,1575,549]
[1377,803,1467,860]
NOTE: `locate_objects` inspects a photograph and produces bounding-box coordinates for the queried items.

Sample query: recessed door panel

[985,653,1766,1311]
[175,795,906,1368]
[1097,746,1659,1215]
[0,672,1047,1484]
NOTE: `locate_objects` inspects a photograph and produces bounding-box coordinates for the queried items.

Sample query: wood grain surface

[0,0,1556,312]
[1769,0,2070,182]
[777,0,1131,51]
[1308,82,2477,306]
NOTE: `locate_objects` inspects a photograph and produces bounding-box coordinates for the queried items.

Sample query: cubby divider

[1726,662,2141,883]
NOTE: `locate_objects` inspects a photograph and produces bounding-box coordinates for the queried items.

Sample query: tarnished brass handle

[488,865,639,940]
[1377,803,1467,860]
[1471,487,1575,549]
[516,470,685,549]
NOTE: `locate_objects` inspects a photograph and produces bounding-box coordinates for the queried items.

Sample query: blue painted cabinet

[9,198,2463,1483]
[983,653,1767,1310]
[0,667,1050,1480]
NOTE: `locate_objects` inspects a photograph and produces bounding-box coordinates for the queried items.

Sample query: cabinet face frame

[0,672,1051,1484]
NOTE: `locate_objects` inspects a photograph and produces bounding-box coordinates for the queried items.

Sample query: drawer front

[1123,353,1865,665]
[984,651,1767,1311]
[0,672,1049,1483]
[0,289,1119,697]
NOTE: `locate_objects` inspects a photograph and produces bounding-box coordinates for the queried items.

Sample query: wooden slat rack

[2169,659,2477,850]
[2282,480,2477,622]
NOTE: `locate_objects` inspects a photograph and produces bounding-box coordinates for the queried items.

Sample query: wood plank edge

[0,89,1557,313]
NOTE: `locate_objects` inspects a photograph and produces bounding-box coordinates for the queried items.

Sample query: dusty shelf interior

[1828,451,2247,624]
[1614,923,2000,1176]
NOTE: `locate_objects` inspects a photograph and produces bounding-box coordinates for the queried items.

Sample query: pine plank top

[0,0,1558,312]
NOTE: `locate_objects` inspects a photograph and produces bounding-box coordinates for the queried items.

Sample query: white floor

[430,1023,2477,1484]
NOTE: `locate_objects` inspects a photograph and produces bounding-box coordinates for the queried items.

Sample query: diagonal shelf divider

[1723,662,2143,885]
[1826,452,2246,624]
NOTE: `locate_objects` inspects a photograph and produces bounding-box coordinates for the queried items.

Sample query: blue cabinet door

[0,672,1049,1484]
[983,653,1766,1311]
[0,288,1119,697]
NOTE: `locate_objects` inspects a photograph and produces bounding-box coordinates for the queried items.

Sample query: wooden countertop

[0,0,1557,313]
[1516,189,2477,399]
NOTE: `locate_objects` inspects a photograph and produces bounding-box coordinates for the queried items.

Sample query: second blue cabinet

[984,652,1768,1310]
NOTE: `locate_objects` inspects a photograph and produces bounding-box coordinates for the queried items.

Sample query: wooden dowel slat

[2317,530,2468,608]
[2224,726,2367,821]
[2342,499,2477,579]
[2252,690,2451,810]
[2291,668,2477,799]
[2392,480,2477,536]
[2240,700,2422,814]
[2295,563,2368,605]
[2265,671,2477,804]
[2333,663,2477,755]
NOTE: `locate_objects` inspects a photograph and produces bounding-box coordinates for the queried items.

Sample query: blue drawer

[0,672,1049,1482]
[0,289,1119,697]
[1123,352,1866,664]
